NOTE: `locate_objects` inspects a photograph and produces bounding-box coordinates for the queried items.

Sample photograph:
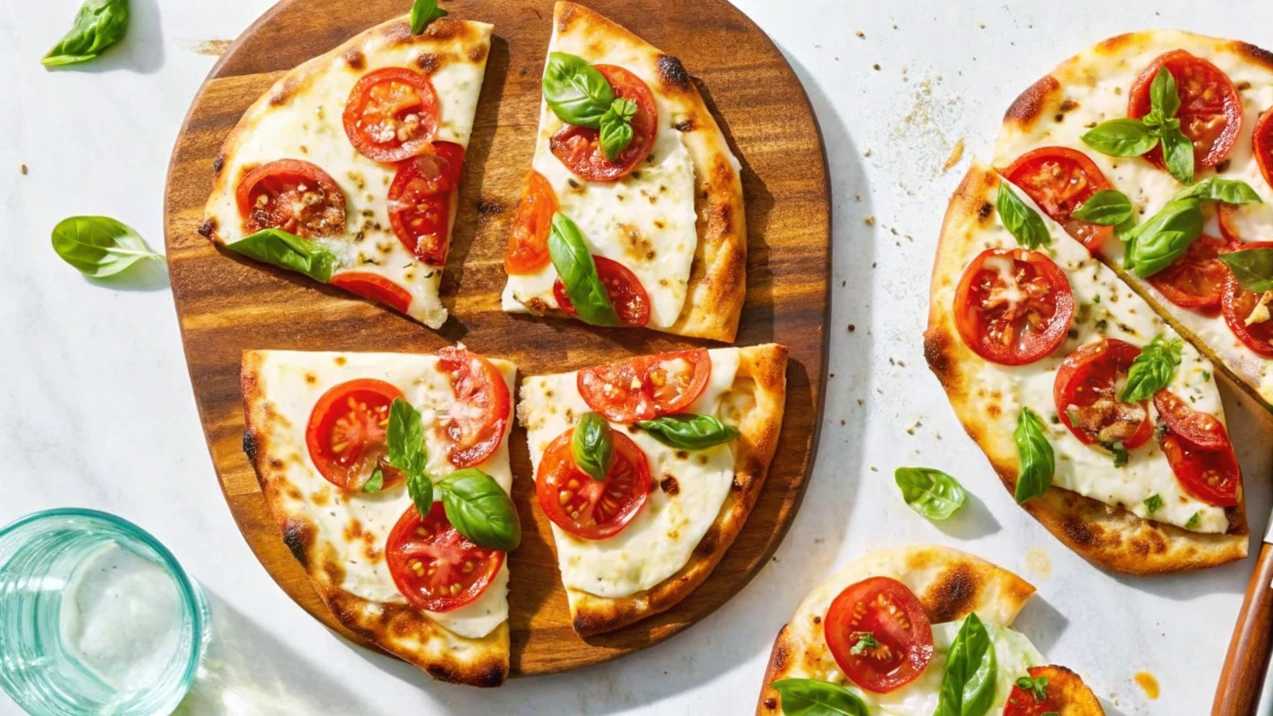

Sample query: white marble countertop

[5,1,1273,714]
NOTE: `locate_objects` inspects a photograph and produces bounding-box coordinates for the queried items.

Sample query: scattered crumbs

[869,466,879,472]
[942,139,966,173]
[979,23,986,29]
[1134,672,1159,700]
[864,149,873,158]
[19,164,28,175]
[855,194,862,202]
[814,537,824,544]
[906,419,922,435]
[848,324,856,332]
[839,419,846,426]
[857,398,864,406]
[182,39,233,56]
[873,63,881,71]
[864,216,876,226]
[856,30,864,38]
[1025,548,1051,579]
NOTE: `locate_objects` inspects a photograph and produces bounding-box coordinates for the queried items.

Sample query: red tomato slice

[504,170,558,275]
[385,502,504,613]
[1161,431,1240,507]
[388,141,464,266]
[1128,50,1243,174]
[435,347,511,469]
[1217,203,1248,244]
[1153,390,1230,451]
[1003,665,1104,716]
[535,428,650,539]
[329,272,413,314]
[1001,147,1116,252]
[1053,339,1152,450]
[824,577,934,694]
[305,378,404,490]
[553,256,651,327]
[1222,241,1273,358]
[1147,234,1232,311]
[953,248,1076,366]
[549,65,658,182]
[236,159,347,237]
[1256,108,1273,191]
[343,68,439,163]
[577,349,712,423]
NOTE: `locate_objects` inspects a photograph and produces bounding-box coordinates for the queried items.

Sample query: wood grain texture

[163,0,830,676]
[1213,541,1273,715]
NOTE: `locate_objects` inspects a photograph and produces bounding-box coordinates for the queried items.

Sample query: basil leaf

[51,216,163,278]
[849,633,878,655]
[1013,407,1054,504]
[935,613,997,716]
[572,412,614,481]
[1220,246,1273,293]
[1015,674,1050,702]
[42,0,129,67]
[407,472,434,519]
[1072,189,1134,226]
[1186,511,1201,529]
[438,468,521,551]
[1160,125,1195,185]
[387,398,431,514]
[1123,200,1204,278]
[1145,494,1164,514]
[1081,118,1160,157]
[1121,334,1183,402]
[1111,441,1129,468]
[770,679,869,716]
[598,98,638,162]
[894,467,967,521]
[225,228,338,283]
[409,0,447,34]
[1150,65,1181,120]
[995,183,1050,249]
[547,212,620,326]
[637,414,741,450]
[363,468,385,494]
[1173,177,1263,206]
[542,52,615,129]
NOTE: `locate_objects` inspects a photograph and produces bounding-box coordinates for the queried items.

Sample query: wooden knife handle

[1213,542,1273,716]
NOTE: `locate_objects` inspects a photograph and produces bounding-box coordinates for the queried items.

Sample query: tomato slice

[1128,50,1243,174]
[535,428,650,539]
[1153,390,1230,451]
[1147,234,1232,311]
[435,347,511,469]
[953,248,1075,366]
[1161,431,1240,507]
[1003,665,1103,716]
[1222,241,1273,358]
[305,378,404,490]
[329,272,413,314]
[504,171,558,275]
[385,502,504,612]
[577,349,712,422]
[553,256,651,327]
[1001,147,1115,252]
[1256,108,1273,191]
[1053,339,1152,450]
[824,577,934,694]
[235,159,347,237]
[388,142,464,265]
[343,68,439,163]
[549,65,658,182]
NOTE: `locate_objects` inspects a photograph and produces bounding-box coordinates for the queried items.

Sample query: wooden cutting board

[163,0,830,676]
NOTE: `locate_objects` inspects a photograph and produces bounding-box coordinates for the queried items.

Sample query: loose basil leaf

[598,98,638,162]
[51,216,163,278]
[935,613,997,716]
[1150,65,1181,122]
[1072,189,1134,226]
[409,0,447,34]
[387,398,431,515]
[1160,125,1195,185]
[438,469,521,551]
[1013,407,1054,504]
[42,0,129,67]
[1015,674,1050,702]
[1145,494,1164,514]
[572,412,614,481]
[547,212,621,326]
[363,468,385,494]
[1123,200,1204,278]
[1220,246,1273,293]
[996,183,1050,249]
[1172,176,1263,205]
[894,467,967,521]
[1121,334,1183,402]
[770,679,869,716]
[1080,118,1160,157]
[225,228,338,283]
[542,52,615,129]
[407,472,433,518]
[1186,511,1201,529]
[637,414,741,450]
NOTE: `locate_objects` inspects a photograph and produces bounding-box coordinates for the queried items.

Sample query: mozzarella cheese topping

[517,348,740,598]
[250,350,514,639]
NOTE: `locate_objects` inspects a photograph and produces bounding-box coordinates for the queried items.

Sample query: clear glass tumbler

[0,508,209,716]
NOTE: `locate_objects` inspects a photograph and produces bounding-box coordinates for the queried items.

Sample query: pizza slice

[201,14,493,329]
[758,545,1104,716]
[516,344,786,635]
[501,1,747,341]
[241,347,518,687]
[926,162,1247,574]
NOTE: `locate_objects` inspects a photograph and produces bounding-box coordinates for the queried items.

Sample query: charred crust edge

[1003,75,1061,127]
[657,54,691,91]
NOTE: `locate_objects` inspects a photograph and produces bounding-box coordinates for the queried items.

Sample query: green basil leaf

[438,468,521,551]
[598,98,638,162]
[51,216,163,278]
[894,467,967,521]
[1121,334,1183,402]
[387,398,431,512]
[1013,407,1054,504]
[407,471,434,519]
[1160,125,1195,185]
[542,52,615,129]
[363,468,385,494]
[637,414,741,450]
[1123,200,1204,278]
[1150,65,1181,120]
[1015,674,1050,702]
[1186,511,1201,529]
[1219,246,1273,293]
[1111,441,1129,468]
[849,633,878,655]
[572,412,614,481]
[770,679,869,716]
[1145,494,1164,514]
[935,613,997,716]
[1072,189,1134,226]
[1042,713,1060,716]
[1081,118,1160,157]
[409,0,447,34]
[225,228,338,283]
[995,183,1050,249]
[1172,177,1263,205]
[42,0,129,67]
[547,212,621,326]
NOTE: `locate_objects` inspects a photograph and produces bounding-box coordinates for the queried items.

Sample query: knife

[1212,523,1273,716]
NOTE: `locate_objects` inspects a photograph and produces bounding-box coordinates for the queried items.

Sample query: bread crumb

[942,139,965,172]
[19,164,27,175]
[856,30,865,38]
[872,63,881,71]
[864,216,876,226]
